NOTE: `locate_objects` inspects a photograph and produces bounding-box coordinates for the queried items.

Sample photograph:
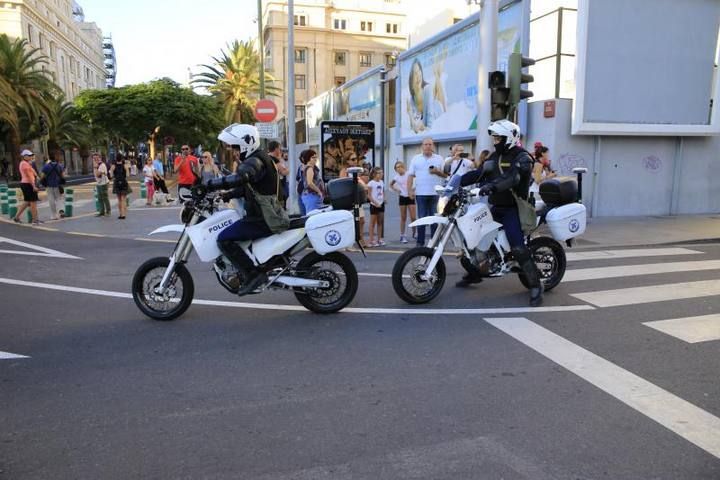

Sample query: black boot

[218,240,268,296]
[455,273,483,288]
[513,247,544,307]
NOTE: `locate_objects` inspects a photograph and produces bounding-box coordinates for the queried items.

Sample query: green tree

[0,34,58,175]
[75,78,224,152]
[192,39,280,124]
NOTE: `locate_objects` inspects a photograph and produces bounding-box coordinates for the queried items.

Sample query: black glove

[221,191,234,203]
[205,176,226,191]
[478,183,495,196]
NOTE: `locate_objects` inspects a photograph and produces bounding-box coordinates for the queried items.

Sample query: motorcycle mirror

[347,167,364,175]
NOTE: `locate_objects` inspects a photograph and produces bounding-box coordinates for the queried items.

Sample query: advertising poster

[306,91,333,146]
[397,2,522,144]
[320,121,375,181]
[334,67,383,143]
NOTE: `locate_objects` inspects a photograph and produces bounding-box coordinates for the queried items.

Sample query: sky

[80,0,258,86]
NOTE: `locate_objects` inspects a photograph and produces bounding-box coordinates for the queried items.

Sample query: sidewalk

[1,182,719,249]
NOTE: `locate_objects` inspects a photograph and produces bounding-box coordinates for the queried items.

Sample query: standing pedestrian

[199,151,220,182]
[267,141,290,204]
[301,149,325,214]
[152,153,172,202]
[173,144,199,198]
[143,157,155,206]
[295,150,311,216]
[39,148,66,220]
[367,167,385,247]
[476,149,491,169]
[408,137,446,246]
[390,161,416,244]
[110,152,130,219]
[13,149,40,225]
[445,144,474,177]
[339,152,368,247]
[93,152,111,217]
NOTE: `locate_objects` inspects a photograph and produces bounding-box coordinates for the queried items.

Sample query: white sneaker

[400,236,408,244]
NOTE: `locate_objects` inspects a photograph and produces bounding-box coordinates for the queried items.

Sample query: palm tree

[192,39,280,124]
[0,34,58,176]
[47,95,91,149]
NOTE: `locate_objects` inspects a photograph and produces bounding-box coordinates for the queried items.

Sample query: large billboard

[306,91,333,146]
[320,121,375,181]
[396,2,523,144]
[334,66,383,145]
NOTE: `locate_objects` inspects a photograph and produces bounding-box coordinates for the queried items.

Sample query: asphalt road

[1,219,719,479]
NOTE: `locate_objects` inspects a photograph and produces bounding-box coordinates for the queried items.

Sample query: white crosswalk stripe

[570,280,720,308]
[643,314,720,344]
[564,260,720,282]
[566,247,703,262]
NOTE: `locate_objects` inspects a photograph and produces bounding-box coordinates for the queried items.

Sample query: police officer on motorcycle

[458,120,544,307]
[205,123,289,296]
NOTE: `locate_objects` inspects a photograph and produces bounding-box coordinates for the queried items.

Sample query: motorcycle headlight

[437,196,449,215]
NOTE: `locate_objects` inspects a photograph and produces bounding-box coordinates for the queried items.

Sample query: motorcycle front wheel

[132,257,195,321]
[518,236,567,292]
[294,252,358,314]
[392,247,446,305]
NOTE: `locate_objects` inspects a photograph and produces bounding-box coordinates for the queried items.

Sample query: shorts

[370,203,385,215]
[20,183,38,202]
[399,195,415,206]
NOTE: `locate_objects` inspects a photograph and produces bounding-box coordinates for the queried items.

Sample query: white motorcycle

[391,170,588,304]
[132,171,367,320]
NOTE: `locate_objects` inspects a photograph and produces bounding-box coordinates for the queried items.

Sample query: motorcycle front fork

[421,222,456,281]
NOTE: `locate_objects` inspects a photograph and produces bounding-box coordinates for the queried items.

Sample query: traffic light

[39,114,49,136]
[488,71,510,121]
[508,52,535,109]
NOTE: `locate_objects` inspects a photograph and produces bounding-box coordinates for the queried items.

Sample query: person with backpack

[295,150,311,216]
[40,148,66,220]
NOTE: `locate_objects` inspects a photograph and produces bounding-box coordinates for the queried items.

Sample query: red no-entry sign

[254,99,278,123]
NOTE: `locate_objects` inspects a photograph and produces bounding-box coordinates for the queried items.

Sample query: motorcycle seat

[289,216,308,230]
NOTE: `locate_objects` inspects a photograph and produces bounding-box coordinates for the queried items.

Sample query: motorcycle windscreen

[187,209,243,261]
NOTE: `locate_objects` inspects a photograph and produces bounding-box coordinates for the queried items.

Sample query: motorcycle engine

[466,248,503,276]
[213,256,242,294]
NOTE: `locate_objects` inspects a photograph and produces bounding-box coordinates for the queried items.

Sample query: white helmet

[218,123,260,157]
[488,119,521,149]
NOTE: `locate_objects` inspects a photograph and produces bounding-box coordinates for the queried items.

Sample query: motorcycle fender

[149,224,185,235]
[409,216,448,228]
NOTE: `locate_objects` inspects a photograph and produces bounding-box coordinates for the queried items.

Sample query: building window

[50,41,56,57]
[384,53,396,66]
[294,49,306,64]
[333,18,347,30]
[359,53,372,67]
[295,74,306,90]
[38,33,44,50]
[386,23,399,34]
[295,105,305,119]
[334,51,346,66]
[27,24,33,43]
[361,21,373,32]
[335,76,346,87]
[294,15,306,26]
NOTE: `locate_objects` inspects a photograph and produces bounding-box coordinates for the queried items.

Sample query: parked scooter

[391,171,587,304]
[132,169,367,320]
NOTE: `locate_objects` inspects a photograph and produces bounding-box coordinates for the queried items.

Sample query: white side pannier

[305,210,355,254]
[546,203,587,241]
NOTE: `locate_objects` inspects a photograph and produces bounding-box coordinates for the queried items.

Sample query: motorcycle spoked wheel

[392,247,446,305]
[518,236,567,292]
[293,252,359,314]
[132,257,195,321]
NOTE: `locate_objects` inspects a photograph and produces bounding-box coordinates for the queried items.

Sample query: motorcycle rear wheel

[392,247,446,304]
[294,252,358,314]
[518,236,566,292]
[132,257,194,321]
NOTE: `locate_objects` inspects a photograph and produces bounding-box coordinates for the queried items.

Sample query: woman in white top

[367,167,385,247]
[142,157,155,206]
[529,143,557,200]
[390,161,416,243]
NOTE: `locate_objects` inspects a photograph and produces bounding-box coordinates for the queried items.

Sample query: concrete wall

[529,99,720,216]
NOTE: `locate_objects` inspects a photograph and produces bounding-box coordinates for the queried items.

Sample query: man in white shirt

[408,137,446,246]
[445,144,474,177]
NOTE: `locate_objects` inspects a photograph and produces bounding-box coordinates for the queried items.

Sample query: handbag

[511,190,537,235]
[247,160,289,233]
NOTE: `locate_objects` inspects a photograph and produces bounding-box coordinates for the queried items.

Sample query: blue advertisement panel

[306,91,333,146]
[396,2,522,144]
[334,66,383,147]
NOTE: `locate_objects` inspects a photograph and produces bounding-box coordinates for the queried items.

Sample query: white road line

[643,314,720,344]
[358,272,392,278]
[485,317,720,460]
[566,248,702,262]
[0,236,82,259]
[0,277,595,315]
[0,351,29,360]
[565,260,720,282]
[571,280,720,308]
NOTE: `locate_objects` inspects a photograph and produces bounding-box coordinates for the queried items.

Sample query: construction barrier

[0,185,7,215]
[7,189,17,219]
[63,187,74,217]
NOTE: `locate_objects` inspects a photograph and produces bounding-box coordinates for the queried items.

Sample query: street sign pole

[257,0,265,99]
[476,0,498,155]
[287,0,297,214]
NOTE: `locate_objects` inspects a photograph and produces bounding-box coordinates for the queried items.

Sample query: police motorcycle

[391,170,588,305]
[131,169,368,321]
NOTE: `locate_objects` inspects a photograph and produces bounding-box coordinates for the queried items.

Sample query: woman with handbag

[110,153,130,219]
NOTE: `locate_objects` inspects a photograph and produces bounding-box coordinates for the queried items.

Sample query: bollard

[0,187,7,215]
[140,182,147,199]
[94,186,101,212]
[63,187,74,217]
[7,191,17,220]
